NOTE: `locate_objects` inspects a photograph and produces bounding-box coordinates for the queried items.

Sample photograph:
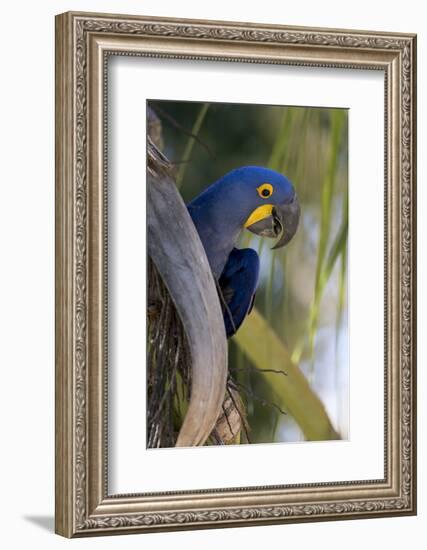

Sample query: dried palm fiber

[146,108,245,447]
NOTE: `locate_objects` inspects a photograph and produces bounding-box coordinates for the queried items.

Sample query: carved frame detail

[55,11,416,537]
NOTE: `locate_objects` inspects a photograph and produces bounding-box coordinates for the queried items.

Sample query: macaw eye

[257,183,273,199]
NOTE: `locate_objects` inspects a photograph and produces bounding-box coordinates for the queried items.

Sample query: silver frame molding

[55,11,417,537]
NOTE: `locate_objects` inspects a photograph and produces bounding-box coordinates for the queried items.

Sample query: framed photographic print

[55,11,417,537]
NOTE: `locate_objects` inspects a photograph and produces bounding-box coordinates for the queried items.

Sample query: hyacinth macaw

[187,166,300,337]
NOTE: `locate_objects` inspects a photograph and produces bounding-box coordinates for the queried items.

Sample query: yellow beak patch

[244,204,274,228]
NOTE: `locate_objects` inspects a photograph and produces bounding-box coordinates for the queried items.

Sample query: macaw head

[208,166,300,249]
[188,166,300,277]
[234,166,300,249]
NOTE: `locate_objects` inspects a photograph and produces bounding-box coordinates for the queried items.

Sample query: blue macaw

[187,166,300,337]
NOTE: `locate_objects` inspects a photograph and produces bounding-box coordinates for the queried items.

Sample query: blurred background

[149,99,349,444]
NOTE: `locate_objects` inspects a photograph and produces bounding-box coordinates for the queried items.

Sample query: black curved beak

[246,193,300,249]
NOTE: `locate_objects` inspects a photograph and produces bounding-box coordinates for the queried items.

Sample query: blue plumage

[218,248,260,337]
[187,166,299,337]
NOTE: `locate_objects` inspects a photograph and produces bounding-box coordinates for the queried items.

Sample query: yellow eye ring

[257,183,273,199]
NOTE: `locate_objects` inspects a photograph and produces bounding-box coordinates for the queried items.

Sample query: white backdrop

[109,58,384,494]
[0,1,424,549]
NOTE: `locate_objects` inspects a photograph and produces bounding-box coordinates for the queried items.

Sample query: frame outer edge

[62,10,417,40]
[54,10,417,537]
[412,35,417,514]
[55,12,76,538]
[408,34,417,514]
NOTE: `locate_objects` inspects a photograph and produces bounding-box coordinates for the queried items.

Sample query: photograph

[147,100,349,448]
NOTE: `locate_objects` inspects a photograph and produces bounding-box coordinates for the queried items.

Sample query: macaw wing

[218,248,260,338]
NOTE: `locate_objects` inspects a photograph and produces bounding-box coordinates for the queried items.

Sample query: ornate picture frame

[55,11,417,537]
